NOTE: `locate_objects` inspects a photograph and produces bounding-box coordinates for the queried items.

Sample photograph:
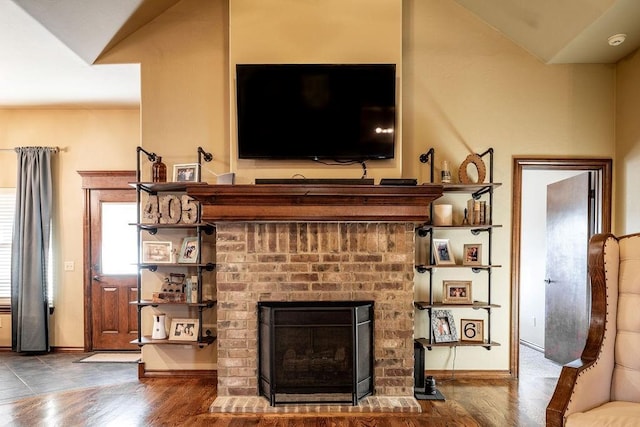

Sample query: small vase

[152,156,167,183]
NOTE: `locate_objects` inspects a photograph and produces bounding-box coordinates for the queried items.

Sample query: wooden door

[544,172,593,364]
[89,189,138,350]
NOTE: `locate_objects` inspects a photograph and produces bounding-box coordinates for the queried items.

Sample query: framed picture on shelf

[442,280,472,304]
[432,309,458,343]
[178,236,199,263]
[462,243,482,266]
[432,238,455,265]
[142,241,172,263]
[168,318,199,341]
[460,319,484,342]
[173,163,200,183]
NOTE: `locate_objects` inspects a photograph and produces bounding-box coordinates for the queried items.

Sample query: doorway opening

[511,158,612,378]
[79,170,138,352]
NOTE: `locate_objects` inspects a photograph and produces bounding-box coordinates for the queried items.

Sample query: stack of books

[467,199,489,225]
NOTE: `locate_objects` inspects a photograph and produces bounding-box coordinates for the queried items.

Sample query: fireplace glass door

[258,301,374,405]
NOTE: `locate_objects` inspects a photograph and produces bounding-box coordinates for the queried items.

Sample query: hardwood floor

[0,347,560,426]
[0,377,551,426]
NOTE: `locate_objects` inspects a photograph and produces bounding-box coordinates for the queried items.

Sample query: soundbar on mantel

[254,178,417,186]
[255,178,374,185]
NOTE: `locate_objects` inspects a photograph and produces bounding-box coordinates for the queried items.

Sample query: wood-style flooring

[0,347,560,426]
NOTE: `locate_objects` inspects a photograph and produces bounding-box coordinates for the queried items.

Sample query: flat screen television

[236,64,396,160]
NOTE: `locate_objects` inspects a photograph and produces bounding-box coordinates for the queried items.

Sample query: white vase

[152,313,167,340]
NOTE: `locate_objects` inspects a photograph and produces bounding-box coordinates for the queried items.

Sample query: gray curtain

[11,147,54,353]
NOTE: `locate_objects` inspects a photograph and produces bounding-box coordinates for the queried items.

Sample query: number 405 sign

[144,195,199,224]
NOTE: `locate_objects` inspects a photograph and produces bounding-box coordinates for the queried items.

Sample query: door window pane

[101,202,137,275]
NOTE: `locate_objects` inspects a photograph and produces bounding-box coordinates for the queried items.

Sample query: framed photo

[173,163,200,183]
[142,241,172,263]
[442,280,472,304]
[460,319,484,342]
[169,318,199,341]
[432,238,455,265]
[462,243,482,266]
[178,237,199,263]
[432,309,458,343]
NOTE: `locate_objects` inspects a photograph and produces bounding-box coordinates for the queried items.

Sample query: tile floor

[0,351,138,405]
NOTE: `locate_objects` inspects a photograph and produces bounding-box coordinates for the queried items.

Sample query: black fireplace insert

[258,301,374,405]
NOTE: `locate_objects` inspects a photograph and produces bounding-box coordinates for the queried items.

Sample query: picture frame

[432,238,455,265]
[168,318,199,341]
[460,319,484,342]
[442,280,472,304]
[178,236,199,263]
[432,309,458,343]
[462,243,482,266]
[142,241,172,264]
[173,163,200,183]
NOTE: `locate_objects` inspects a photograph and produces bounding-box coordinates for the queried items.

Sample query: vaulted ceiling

[2,0,639,107]
[12,0,180,64]
[455,0,640,64]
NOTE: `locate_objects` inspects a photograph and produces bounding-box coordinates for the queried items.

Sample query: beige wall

[102,0,404,371]
[405,0,615,371]
[1,0,621,374]
[0,109,140,348]
[99,0,230,182]
[614,49,640,235]
[97,0,229,369]
[0,314,9,345]
[229,0,403,182]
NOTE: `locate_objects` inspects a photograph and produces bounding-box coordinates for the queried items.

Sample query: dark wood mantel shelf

[187,184,443,222]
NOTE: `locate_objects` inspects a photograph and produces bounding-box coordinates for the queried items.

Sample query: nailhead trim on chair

[565,238,613,423]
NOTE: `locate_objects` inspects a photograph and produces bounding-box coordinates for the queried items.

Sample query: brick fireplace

[188,184,442,412]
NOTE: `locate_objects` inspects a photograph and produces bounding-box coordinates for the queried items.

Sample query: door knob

[544,278,554,284]
[93,275,103,282]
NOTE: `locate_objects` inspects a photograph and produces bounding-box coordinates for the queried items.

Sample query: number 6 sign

[460,319,484,342]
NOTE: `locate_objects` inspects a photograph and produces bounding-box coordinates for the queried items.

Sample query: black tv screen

[236,64,396,160]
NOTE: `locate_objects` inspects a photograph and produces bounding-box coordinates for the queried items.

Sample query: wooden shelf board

[139,262,215,270]
[415,338,501,348]
[131,182,210,193]
[422,225,502,230]
[130,299,216,308]
[132,223,214,230]
[414,301,501,310]
[415,264,502,270]
[131,335,216,347]
[437,183,502,192]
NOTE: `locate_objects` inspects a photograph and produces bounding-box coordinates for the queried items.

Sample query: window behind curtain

[0,188,53,309]
[0,188,15,306]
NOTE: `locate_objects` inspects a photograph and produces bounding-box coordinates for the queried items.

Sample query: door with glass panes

[89,188,138,350]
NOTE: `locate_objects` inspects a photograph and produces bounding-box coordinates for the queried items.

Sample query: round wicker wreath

[458,154,486,184]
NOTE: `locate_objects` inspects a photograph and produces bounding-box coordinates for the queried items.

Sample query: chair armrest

[547,359,595,427]
[547,233,617,426]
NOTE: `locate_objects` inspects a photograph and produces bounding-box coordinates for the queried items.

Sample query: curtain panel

[11,147,54,353]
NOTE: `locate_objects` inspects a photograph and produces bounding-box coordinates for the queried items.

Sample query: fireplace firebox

[258,301,374,406]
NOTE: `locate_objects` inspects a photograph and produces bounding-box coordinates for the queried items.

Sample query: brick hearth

[210,396,421,413]
[214,221,418,408]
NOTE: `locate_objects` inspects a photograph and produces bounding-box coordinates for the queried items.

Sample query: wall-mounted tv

[236,64,396,161]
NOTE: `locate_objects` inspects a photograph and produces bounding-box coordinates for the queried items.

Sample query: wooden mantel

[187,184,443,222]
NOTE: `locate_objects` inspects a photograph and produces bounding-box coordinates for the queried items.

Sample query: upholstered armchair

[547,233,640,426]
